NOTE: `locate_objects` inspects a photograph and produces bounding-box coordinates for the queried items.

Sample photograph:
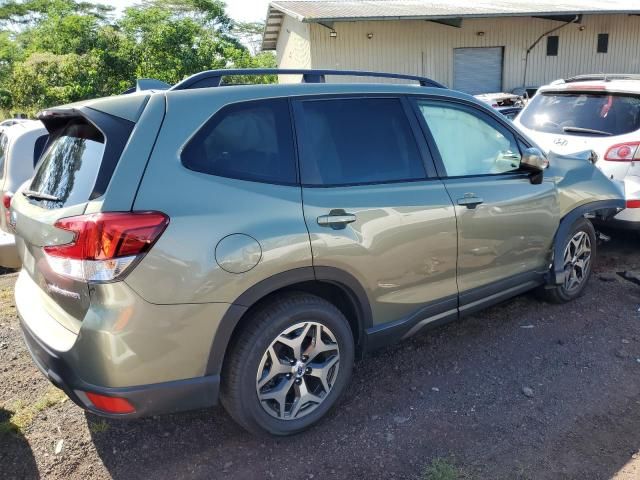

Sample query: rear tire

[220,292,354,436]
[541,218,596,303]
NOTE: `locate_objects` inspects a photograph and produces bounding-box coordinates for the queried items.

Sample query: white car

[0,120,48,268]
[515,74,640,229]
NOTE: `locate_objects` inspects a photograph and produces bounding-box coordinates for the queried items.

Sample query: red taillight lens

[85,392,135,414]
[604,142,640,161]
[43,211,169,282]
[626,200,640,208]
[2,192,13,209]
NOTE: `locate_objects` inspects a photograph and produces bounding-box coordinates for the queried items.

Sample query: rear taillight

[604,142,640,161]
[2,192,12,226]
[626,200,640,209]
[44,211,169,282]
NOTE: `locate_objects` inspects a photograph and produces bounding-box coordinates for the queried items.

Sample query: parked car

[0,118,29,129]
[0,120,48,268]
[515,74,640,229]
[11,69,624,436]
[496,106,523,121]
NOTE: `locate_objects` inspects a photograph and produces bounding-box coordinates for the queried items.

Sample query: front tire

[542,217,596,303]
[220,293,354,436]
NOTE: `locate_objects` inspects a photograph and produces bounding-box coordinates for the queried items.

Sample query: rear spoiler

[121,78,172,95]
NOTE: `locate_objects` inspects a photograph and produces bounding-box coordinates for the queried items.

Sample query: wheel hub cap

[256,321,340,421]
[562,231,591,293]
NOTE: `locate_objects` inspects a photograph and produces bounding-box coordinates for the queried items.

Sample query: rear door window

[29,119,105,208]
[181,98,297,185]
[520,92,640,136]
[294,97,426,186]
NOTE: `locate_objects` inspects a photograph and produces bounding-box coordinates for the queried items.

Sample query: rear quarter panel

[125,88,312,304]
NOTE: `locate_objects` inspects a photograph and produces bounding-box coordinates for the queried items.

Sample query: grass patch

[89,419,110,434]
[0,287,13,302]
[0,387,67,434]
[423,458,462,480]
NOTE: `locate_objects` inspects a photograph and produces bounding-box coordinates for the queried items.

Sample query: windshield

[29,119,105,209]
[519,92,640,136]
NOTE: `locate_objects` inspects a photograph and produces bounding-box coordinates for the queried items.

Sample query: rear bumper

[20,316,219,418]
[0,230,20,268]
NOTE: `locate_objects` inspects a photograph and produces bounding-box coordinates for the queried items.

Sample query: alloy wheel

[563,231,592,292]
[256,322,340,420]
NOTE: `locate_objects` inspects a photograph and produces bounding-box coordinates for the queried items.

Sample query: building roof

[262,0,640,50]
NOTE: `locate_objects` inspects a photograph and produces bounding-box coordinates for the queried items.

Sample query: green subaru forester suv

[11,69,624,435]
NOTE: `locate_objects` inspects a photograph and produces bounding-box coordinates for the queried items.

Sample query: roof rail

[565,74,640,83]
[170,68,446,90]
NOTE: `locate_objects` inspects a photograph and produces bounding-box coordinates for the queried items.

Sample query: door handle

[317,210,357,229]
[457,195,484,209]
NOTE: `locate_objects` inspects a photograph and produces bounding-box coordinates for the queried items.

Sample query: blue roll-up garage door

[453,47,504,94]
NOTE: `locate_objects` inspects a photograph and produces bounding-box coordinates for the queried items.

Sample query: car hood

[545,150,625,218]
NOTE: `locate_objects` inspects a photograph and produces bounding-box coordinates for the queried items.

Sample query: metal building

[262,0,640,93]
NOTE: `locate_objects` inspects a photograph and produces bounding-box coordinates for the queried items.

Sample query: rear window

[520,92,640,136]
[0,133,7,178]
[29,119,105,208]
[181,98,297,185]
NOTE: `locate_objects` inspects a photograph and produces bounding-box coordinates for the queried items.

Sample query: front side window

[417,102,521,177]
[181,98,297,184]
[30,119,105,208]
[295,98,425,186]
[519,92,640,136]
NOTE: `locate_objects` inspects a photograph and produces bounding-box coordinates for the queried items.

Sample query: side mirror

[521,147,548,185]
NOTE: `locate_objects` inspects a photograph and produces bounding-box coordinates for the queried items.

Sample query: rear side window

[33,134,48,167]
[29,119,105,208]
[181,98,297,185]
[519,92,640,136]
[0,133,7,178]
[295,98,425,186]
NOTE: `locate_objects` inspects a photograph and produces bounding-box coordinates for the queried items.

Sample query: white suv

[515,74,640,228]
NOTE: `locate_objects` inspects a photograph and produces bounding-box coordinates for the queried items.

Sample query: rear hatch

[11,105,137,333]
[517,89,640,180]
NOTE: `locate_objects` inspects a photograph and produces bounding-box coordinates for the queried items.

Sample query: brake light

[2,192,12,227]
[44,211,169,282]
[85,392,135,414]
[627,200,640,208]
[2,192,12,209]
[604,142,640,161]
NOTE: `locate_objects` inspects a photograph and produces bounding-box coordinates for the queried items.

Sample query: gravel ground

[1,231,640,480]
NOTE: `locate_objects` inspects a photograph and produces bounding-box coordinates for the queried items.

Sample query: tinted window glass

[182,98,296,184]
[296,98,425,186]
[0,133,7,178]
[519,92,640,136]
[29,119,105,208]
[597,33,609,53]
[33,134,48,167]
[418,102,521,177]
[547,36,559,56]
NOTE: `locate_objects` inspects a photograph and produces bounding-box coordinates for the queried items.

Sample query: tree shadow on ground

[0,407,39,479]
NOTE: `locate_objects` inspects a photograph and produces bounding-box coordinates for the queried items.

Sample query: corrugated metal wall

[276,14,312,83]
[276,14,640,90]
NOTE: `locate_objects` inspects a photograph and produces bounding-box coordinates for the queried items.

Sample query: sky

[91,0,272,23]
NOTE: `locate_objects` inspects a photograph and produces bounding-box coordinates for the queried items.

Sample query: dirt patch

[1,234,640,479]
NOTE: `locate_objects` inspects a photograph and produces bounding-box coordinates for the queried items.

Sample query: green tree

[0,0,275,117]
